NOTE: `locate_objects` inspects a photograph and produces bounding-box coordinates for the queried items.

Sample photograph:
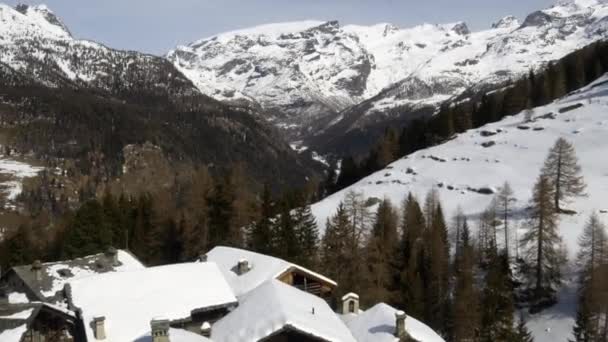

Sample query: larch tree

[497,181,516,259]
[571,213,608,340]
[541,137,586,212]
[520,175,563,310]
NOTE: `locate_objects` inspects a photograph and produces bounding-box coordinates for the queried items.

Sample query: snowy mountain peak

[492,15,520,29]
[168,0,608,145]
[450,21,470,35]
[11,3,71,38]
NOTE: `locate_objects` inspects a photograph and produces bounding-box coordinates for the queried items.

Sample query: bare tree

[541,137,586,212]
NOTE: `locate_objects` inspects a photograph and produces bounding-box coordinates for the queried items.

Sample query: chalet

[0,247,144,303]
[67,262,237,342]
[212,279,357,342]
[0,302,80,342]
[0,247,445,342]
[205,246,337,299]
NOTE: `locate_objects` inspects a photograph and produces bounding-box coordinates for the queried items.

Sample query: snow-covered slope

[311,74,608,341]
[0,3,198,96]
[168,0,608,142]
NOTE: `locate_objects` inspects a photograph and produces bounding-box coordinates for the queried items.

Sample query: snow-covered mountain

[168,0,608,145]
[310,74,608,341]
[0,4,198,97]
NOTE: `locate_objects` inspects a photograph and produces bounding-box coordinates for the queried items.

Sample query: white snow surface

[135,328,212,342]
[0,308,34,320]
[0,156,43,207]
[7,292,29,304]
[342,303,445,342]
[0,324,27,342]
[70,262,236,342]
[206,246,336,297]
[212,279,356,342]
[41,249,145,298]
[312,75,608,342]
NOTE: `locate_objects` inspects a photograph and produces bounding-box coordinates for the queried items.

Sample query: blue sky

[8,0,556,55]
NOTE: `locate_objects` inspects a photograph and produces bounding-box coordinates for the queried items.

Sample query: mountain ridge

[168,0,608,154]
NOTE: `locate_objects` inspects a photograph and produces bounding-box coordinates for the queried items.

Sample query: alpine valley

[1,1,608,342]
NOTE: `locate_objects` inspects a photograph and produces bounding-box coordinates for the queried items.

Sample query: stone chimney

[105,247,119,266]
[151,318,170,342]
[395,310,407,338]
[340,293,360,314]
[200,322,211,338]
[31,260,42,282]
[93,316,106,340]
[237,259,250,275]
[0,283,8,305]
[199,253,208,262]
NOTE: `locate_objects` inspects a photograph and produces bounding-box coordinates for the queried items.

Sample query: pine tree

[425,201,451,334]
[273,201,299,261]
[365,198,399,305]
[250,183,274,255]
[399,193,427,317]
[497,181,516,259]
[322,203,359,298]
[293,204,319,269]
[2,225,35,267]
[480,252,516,341]
[452,222,480,342]
[520,175,563,310]
[514,314,535,342]
[541,138,586,212]
[207,178,234,248]
[62,200,112,259]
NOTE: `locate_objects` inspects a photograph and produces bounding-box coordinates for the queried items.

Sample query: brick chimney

[93,316,106,340]
[105,247,119,266]
[151,318,170,342]
[340,293,360,314]
[200,322,211,338]
[237,259,250,275]
[395,310,407,338]
[31,260,42,282]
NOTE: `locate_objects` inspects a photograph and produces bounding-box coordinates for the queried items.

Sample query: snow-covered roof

[206,246,336,297]
[0,324,27,342]
[70,262,237,342]
[6,249,144,301]
[342,303,445,342]
[134,328,212,342]
[212,279,356,342]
